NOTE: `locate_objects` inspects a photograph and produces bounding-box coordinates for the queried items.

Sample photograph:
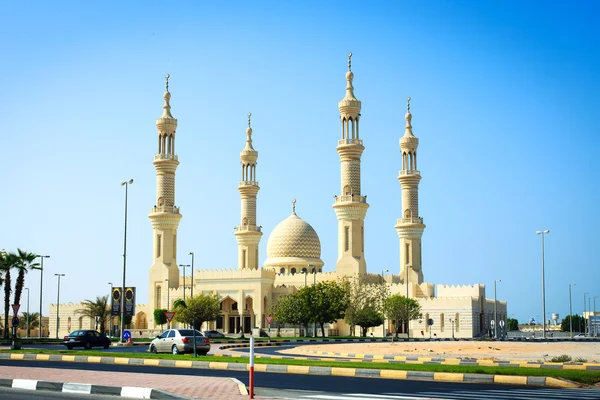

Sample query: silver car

[149,329,211,355]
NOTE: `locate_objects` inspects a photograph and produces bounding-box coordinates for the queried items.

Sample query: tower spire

[149,75,182,328]
[235,113,262,269]
[334,53,369,277]
[396,96,425,287]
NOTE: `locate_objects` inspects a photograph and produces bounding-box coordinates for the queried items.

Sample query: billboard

[111,287,136,317]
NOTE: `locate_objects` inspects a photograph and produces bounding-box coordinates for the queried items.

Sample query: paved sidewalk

[0,365,274,399]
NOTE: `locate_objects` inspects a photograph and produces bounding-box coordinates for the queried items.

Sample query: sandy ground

[279,341,600,363]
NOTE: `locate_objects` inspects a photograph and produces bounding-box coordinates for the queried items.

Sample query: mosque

[50,55,506,339]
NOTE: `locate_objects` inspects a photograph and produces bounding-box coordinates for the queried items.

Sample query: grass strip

[2,349,598,385]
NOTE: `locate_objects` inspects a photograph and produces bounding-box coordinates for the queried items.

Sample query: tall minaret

[149,74,182,314]
[234,113,262,270]
[395,97,425,285]
[333,53,369,277]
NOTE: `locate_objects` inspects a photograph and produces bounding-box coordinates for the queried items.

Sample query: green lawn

[2,349,599,385]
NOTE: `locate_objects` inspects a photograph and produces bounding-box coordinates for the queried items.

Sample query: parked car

[574,333,589,338]
[63,330,111,350]
[149,329,211,355]
[203,330,226,339]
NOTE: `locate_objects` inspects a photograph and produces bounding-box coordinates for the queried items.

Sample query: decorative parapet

[151,205,180,214]
[154,154,178,161]
[436,283,485,298]
[238,181,259,187]
[234,226,262,232]
[398,170,420,176]
[194,267,276,280]
[396,217,424,224]
[334,194,367,204]
[337,138,363,146]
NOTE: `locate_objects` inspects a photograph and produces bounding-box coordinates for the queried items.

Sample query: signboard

[11,304,20,315]
[111,287,136,317]
[499,320,505,328]
[12,316,19,328]
[111,288,121,316]
[164,312,176,322]
[122,330,131,340]
[265,315,273,325]
[427,319,434,326]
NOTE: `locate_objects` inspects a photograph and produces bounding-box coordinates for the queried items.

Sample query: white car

[149,329,211,355]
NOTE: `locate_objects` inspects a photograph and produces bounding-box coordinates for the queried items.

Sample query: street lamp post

[165,279,170,329]
[584,292,589,335]
[536,229,550,340]
[179,264,190,301]
[594,296,598,337]
[108,282,113,337]
[25,288,30,338]
[405,265,413,338]
[589,297,592,335]
[382,269,388,338]
[494,280,501,340]
[308,264,315,337]
[36,255,50,338]
[120,178,133,343]
[54,274,65,338]
[569,284,575,338]
[189,252,195,298]
[449,317,455,339]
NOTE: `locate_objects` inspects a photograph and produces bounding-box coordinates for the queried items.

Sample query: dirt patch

[279,341,600,363]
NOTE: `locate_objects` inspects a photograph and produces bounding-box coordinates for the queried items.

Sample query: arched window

[344,185,351,196]
[291,268,297,275]
[455,313,460,332]
[242,217,248,226]
[440,313,445,332]
[425,313,430,332]
[280,268,285,275]
[232,302,238,311]
[156,286,162,309]
[301,268,307,274]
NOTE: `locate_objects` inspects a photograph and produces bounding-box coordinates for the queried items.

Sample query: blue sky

[1,1,599,325]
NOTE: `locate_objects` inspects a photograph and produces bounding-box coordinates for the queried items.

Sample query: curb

[0,352,583,389]
[0,377,186,399]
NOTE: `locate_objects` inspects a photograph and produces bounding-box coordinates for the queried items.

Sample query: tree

[1,252,18,339]
[384,294,422,337]
[153,309,168,329]
[272,293,311,336]
[344,274,387,336]
[561,314,583,332]
[173,293,220,330]
[301,281,348,337]
[507,318,519,331]
[13,250,40,312]
[76,296,110,334]
[353,306,384,337]
[18,312,40,336]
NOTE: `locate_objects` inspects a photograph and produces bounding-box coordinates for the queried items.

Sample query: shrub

[550,354,572,363]
[574,357,588,363]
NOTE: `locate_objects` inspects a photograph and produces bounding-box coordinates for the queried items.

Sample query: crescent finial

[248,112,252,128]
[348,52,353,71]
[407,96,411,113]
[165,74,170,91]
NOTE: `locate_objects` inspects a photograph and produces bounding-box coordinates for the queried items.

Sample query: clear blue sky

[1,1,598,325]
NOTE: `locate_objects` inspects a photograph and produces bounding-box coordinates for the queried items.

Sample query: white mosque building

[50,55,506,339]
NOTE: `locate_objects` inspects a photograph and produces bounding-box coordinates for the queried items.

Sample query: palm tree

[18,312,40,336]
[1,252,18,339]
[13,249,40,308]
[76,296,110,334]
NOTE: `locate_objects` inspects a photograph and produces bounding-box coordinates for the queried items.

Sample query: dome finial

[244,112,254,150]
[161,74,173,118]
[348,52,352,71]
[407,96,411,113]
[248,112,252,128]
[292,198,297,214]
[165,74,170,92]
[403,96,414,137]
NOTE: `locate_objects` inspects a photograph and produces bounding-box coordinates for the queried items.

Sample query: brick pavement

[0,365,277,399]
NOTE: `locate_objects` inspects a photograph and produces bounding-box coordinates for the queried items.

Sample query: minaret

[149,74,182,314]
[234,113,262,269]
[333,53,369,276]
[395,97,425,285]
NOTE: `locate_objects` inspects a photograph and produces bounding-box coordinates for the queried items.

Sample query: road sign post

[265,315,273,344]
[12,304,20,316]
[249,335,255,399]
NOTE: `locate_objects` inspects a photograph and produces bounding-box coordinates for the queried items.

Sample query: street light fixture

[382,269,388,338]
[179,264,190,301]
[189,252,195,298]
[536,229,549,339]
[36,255,50,338]
[120,178,133,342]
[25,288,30,338]
[108,282,113,337]
[494,280,501,340]
[568,284,576,338]
[54,274,65,339]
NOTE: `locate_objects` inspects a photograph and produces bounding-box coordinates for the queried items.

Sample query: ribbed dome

[264,212,324,268]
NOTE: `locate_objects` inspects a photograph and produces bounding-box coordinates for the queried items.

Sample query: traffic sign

[11,304,20,315]
[499,320,505,328]
[122,330,131,340]
[491,320,495,326]
[12,316,19,328]
[164,311,176,322]
[265,315,273,325]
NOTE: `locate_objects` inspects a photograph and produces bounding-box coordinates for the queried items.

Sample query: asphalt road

[0,387,119,400]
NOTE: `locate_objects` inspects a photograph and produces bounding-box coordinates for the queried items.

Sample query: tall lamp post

[494,280,501,340]
[179,264,190,301]
[405,265,413,338]
[120,178,133,342]
[25,288,30,338]
[584,292,589,335]
[594,296,598,337]
[536,229,549,339]
[189,252,195,298]
[165,279,170,329]
[449,317,455,339]
[36,255,50,338]
[308,264,315,337]
[568,284,575,338]
[108,282,113,337]
[54,274,65,338]
[382,269,388,338]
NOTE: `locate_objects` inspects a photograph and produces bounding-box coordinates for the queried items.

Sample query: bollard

[249,336,254,399]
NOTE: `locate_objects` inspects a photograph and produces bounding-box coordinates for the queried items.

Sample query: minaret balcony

[154,154,179,161]
[335,194,367,204]
[235,225,262,232]
[151,205,180,214]
[397,217,424,224]
[338,138,363,146]
[399,170,420,176]
[239,181,259,187]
